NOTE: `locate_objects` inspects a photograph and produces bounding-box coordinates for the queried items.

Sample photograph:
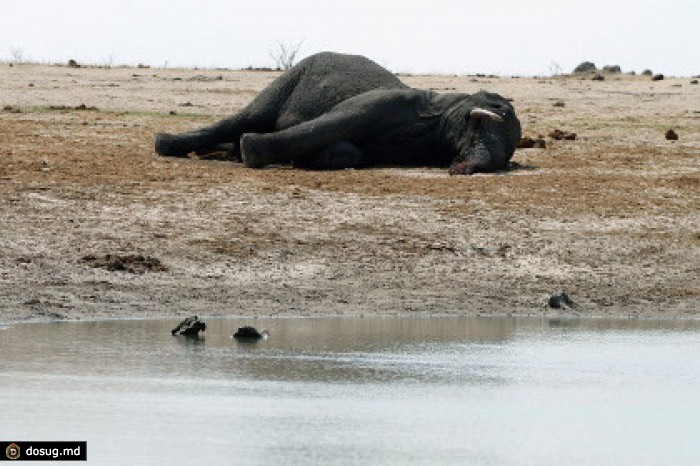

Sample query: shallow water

[2,317,699,465]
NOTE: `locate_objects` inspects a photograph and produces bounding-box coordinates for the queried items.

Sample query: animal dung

[665,129,679,141]
[518,136,546,149]
[549,129,577,141]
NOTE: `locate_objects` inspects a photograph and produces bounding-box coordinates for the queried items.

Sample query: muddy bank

[1,65,698,323]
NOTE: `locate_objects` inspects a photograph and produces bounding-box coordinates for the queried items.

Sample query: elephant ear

[417,92,469,118]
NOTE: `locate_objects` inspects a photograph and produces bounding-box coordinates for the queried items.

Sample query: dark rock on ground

[80,254,167,274]
[171,316,206,336]
[553,100,565,107]
[232,326,269,340]
[548,291,577,309]
[68,59,80,68]
[665,129,679,141]
[690,80,698,85]
[592,73,605,81]
[652,74,664,81]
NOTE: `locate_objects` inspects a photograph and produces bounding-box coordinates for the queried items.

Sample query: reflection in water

[1,316,699,466]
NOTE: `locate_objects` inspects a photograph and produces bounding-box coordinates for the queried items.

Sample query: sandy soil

[1,64,698,323]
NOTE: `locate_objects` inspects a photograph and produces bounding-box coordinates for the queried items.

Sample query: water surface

[2,317,699,465]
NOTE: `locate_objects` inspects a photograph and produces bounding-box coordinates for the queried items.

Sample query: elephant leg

[155,65,304,158]
[293,141,365,170]
[239,90,418,168]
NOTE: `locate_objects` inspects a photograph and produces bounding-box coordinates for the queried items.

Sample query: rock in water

[232,326,269,340]
[171,316,206,336]
[548,291,577,309]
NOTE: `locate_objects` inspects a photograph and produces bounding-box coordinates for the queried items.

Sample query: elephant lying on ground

[155,52,521,175]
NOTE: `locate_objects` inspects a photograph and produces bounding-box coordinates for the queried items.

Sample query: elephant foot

[240,133,275,168]
[155,133,190,158]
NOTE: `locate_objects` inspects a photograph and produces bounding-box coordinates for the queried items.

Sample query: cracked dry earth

[0,64,698,322]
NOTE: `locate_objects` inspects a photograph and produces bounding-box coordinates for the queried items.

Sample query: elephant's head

[444,91,521,175]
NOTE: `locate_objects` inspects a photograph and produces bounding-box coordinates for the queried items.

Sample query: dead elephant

[155,52,521,175]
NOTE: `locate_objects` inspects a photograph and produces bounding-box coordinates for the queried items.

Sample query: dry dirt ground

[1,64,698,323]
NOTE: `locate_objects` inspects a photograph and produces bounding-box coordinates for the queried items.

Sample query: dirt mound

[80,254,168,274]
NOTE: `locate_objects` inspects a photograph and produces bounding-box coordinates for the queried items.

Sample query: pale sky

[1,0,698,76]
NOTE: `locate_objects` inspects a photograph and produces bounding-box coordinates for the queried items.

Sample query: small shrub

[573,61,596,73]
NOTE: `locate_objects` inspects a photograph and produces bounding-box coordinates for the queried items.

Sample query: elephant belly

[361,121,447,166]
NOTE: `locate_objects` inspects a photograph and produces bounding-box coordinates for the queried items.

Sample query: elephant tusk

[470,107,504,122]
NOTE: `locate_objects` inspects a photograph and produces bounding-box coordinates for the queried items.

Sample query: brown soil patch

[80,254,167,274]
[0,65,698,321]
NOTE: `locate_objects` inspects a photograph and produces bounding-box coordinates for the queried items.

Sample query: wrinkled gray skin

[155,52,521,175]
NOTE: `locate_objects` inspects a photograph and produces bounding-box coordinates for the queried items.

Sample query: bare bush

[10,48,25,64]
[269,40,304,70]
[549,61,563,77]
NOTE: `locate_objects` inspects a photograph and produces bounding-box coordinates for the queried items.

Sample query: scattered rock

[232,326,270,340]
[652,74,664,81]
[548,291,577,309]
[518,136,547,149]
[602,65,621,73]
[665,129,679,141]
[690,80,698,85]
[591,73,605,81]
[552,100,565,107]
[641,69,653,76]
[67,59,80,68]
[573,61,597,73]
[80,254,168,274]
[188,75,224,82]
[3,105,21,114]
[549,129,577,141]
[75,103,98,111]
[171,316,206,336]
